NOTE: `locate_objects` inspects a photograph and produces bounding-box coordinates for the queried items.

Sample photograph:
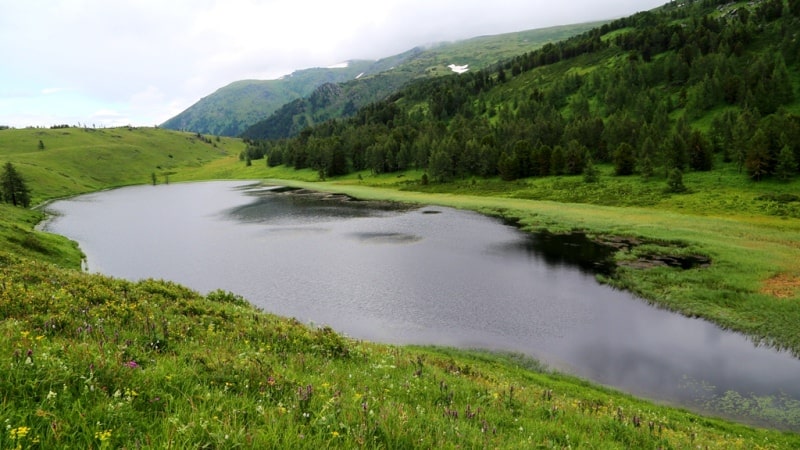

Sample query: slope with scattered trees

[248,0,800,187]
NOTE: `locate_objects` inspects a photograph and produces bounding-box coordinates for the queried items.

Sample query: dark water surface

[42,181,800,429]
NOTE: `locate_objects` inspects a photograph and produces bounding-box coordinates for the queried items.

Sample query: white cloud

[41,88,72,95]
[0,0,667,128]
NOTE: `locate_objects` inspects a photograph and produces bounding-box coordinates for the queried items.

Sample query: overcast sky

[0,0,666,128]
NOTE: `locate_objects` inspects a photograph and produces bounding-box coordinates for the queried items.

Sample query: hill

[0,126,243,203]
[160,62,377,136]
[162,22,604,138]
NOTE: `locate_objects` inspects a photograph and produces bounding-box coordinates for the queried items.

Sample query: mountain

[240,22,607,140]
[162,22,604,138]
[247,0,800,186]
[160,62,376,136]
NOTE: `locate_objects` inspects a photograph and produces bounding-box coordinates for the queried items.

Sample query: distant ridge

[161,22,606,137]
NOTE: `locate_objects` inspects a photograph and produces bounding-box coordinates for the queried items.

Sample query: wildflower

[47,390,57,400]
[95,429,112,442]
[125,360,139,369]
[9,426,31,439]
[123,388,138,399]
[331,431,340,438]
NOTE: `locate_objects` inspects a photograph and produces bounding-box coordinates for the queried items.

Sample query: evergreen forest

[241,0,800,187]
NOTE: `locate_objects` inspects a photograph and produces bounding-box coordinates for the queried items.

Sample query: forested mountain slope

[163,22,602,138]
[246,0,800,187]
[240,23,605,140]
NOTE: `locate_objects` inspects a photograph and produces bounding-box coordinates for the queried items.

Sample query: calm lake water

[42,181,800,429]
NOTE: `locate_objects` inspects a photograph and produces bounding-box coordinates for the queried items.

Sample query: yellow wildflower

[95,429,112,442]
[9,426,30,439]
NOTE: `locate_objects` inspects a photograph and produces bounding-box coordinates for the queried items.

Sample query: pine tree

[666,168,687,193]
[775,145,798,181]
[550,145,565,176]
[688,130,713,172]
[639,154,654,180]
[614,142,636,176]
[583,151,600,183]
[1,162,32,207]
[745,129,772,181]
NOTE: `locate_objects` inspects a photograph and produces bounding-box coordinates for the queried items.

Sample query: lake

[42,180,800,429]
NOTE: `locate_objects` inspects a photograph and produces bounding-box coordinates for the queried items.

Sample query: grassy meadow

[0,126,245,204]
[2,126,800,447]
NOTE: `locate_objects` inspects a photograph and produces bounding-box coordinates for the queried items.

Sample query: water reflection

[494,231,617,275]
[41,181,800,430]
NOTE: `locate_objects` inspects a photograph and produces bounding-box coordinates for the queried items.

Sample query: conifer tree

[775,145,798,181]
[745,129,772,181]
[583,151,600,183]
[666,168,686,193]
[1,162,32,207]
[614,142,636,176]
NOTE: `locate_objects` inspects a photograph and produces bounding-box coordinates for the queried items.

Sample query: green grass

[3,128,800,445]
[2,253,798,448]
[0,204,83,268]
[0,127,244,204]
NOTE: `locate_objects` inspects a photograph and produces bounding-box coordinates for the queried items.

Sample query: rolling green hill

[0,126,243,204]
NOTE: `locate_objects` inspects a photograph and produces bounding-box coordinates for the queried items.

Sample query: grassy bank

[2,253,798,448]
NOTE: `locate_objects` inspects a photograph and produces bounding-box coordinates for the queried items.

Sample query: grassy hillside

[0,126,243,204]
[2,253,799,448]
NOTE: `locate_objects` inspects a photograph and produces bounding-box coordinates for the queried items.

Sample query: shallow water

[42,181,800,429]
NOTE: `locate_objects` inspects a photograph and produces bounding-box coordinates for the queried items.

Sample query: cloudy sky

[0,0,665,128]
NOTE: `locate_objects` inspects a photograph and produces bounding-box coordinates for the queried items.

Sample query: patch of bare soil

[761,273,800,299]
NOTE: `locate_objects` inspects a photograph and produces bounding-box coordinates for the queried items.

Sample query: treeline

[242,0,800,183]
